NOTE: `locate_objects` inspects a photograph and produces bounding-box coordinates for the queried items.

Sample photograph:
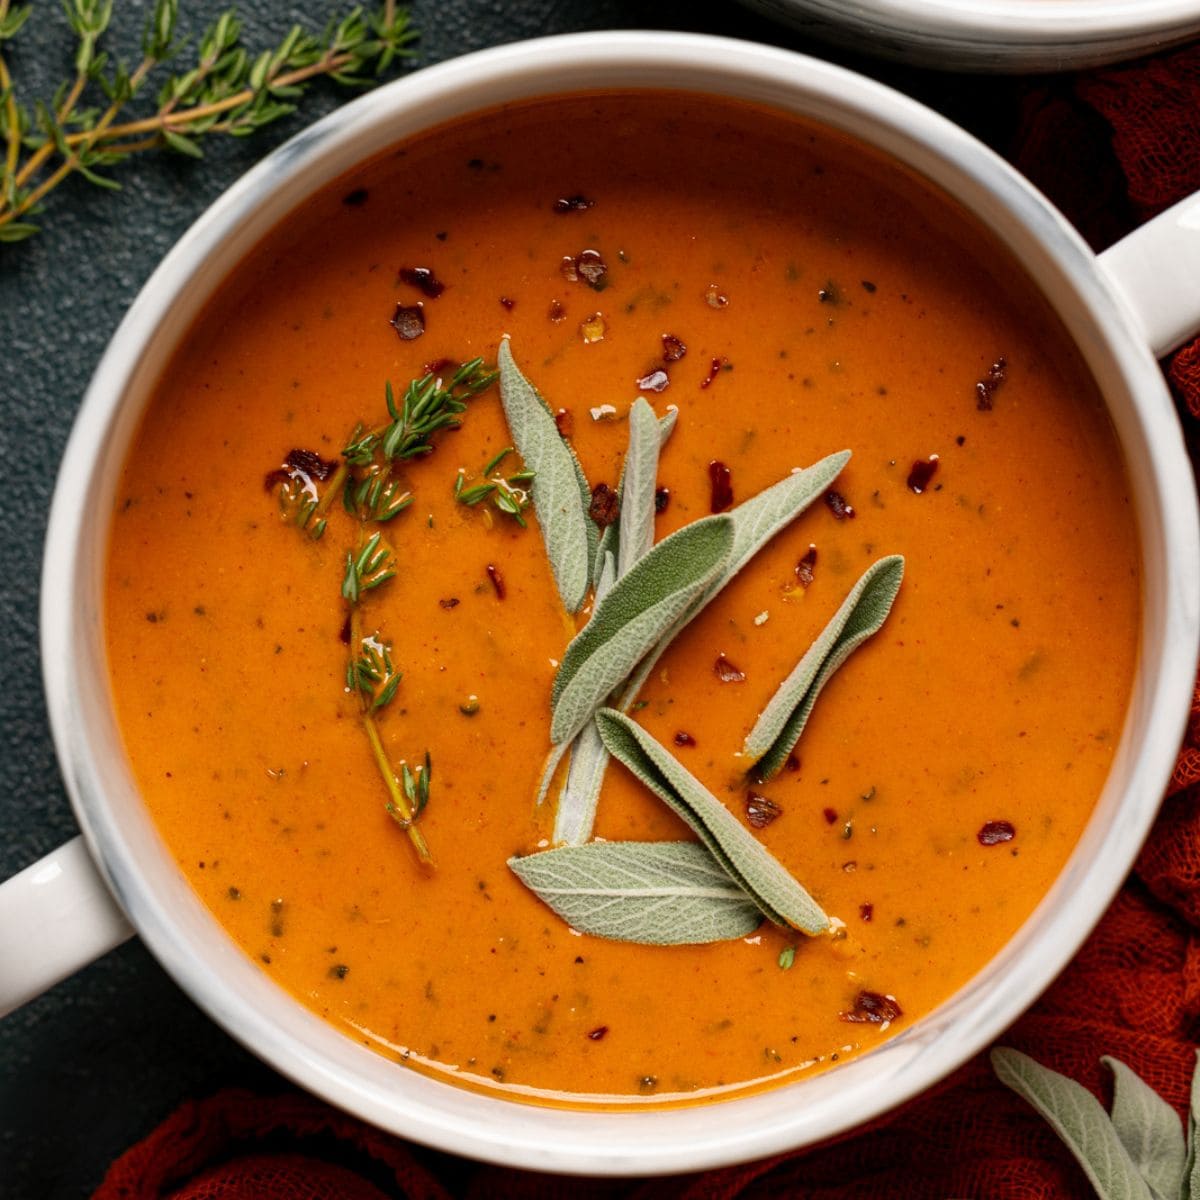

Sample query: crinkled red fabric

[94,40,1200,1200]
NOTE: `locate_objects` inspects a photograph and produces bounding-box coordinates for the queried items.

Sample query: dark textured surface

[0,3,1022,1196]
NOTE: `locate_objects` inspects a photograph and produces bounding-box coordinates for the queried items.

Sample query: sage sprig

[595,709,829,935]
[614,450,852,711]
[508,840,763,944]
[992,1047,1200,1200]
[744,555,905,781]
[549,515,735,746]
[498,339,596,612]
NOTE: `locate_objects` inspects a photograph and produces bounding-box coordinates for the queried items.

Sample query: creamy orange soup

[105,92,1138,1105]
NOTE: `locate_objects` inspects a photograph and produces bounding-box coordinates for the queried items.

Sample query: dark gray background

[0,2,1060,1195]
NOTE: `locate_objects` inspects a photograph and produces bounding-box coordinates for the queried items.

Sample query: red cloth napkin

[95,41,1200,1200]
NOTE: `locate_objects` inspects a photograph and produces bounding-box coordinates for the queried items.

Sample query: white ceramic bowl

[3,32,1199,1176]
[742,0,1200,71]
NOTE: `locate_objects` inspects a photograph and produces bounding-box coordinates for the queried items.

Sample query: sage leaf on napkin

[1103,1056,1187,1200]
[744,555,905,781]
[616,450,851,710]
[508,840,763,944]
[549,515,734,745]
[498,339,595,612]
[595,709,829,935]
[992,1048,1157,1200]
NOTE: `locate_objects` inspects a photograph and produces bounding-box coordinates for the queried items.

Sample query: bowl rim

[40,30,1200,1175]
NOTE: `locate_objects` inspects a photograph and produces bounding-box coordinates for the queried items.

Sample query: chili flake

[746,792,782,828]
[796,544,817,587]
[588,483,620,528]
[661,333,687,362]
[636,368,670,393]
[907,456,939,494]
[708,460,733,513]
[714,654,746,683]
[485,564,506,600]
[390,303,425,341]
[976,357,1007,411]
[398,266,445,298]
[977,820,1016,846]
[840,990,902,1024]
[825,490,855,520]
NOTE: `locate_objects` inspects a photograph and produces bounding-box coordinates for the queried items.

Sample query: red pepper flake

[673,731,696,747]
[576,249,608,290]
[587,1025,609,1041]
[785,755,800,773]
[977,820,1016,846]
[860,280,877,294]
[342,187,368,207]
[636,368,670,393]
[390,303,425,340]
[338,614,352,644]
[661,333,687,362]
[708,460,733,513]
[824,490,856,520]
[818,281,841,305]
[423,357,456,377]
[700,356,727,390]
[499,296,516,310]
[907,456,939,494]
[588,482,620,528]
[553,195,594,214]
[746,792,782,828]
[654,487,670,513]
[398,266,445,298]
[486,564,506,600]
[554,408,574,437]
[548,299,566,323]
[796,544,817,588]
[976,356,1007,411]
[438,597,460,610]
[264,448,337,491]
[823,807,838,824]
[714,654,745,683]
[840,990,902,1024]
[859,903,874,922]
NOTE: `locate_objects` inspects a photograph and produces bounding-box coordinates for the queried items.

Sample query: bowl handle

[0,836,133,1016]
[1099,192,1200,358]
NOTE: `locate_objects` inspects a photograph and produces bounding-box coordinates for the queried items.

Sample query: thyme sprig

[454,446,535,526]
[268,358,498,867]
[0,0,416,243]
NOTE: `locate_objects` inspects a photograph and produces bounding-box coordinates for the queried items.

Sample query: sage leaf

[617,398,666,577]
[508,840,763,944]
[562,407,677,844]
[1103,1056,1186,1200]
[616,450,851,709]
[595,709,829,935]
[992,1048,1155,1200]
[549,515,735,745]
[498,339,594,612]
[1187,1049,1200,1198]
[554,719,610,844]
[744,555,905,781]
[593,406,677,586]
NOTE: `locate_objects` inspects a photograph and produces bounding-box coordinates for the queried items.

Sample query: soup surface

[106,92,1139,1105]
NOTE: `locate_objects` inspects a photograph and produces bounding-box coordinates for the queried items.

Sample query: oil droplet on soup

[106,92,1138,1106]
